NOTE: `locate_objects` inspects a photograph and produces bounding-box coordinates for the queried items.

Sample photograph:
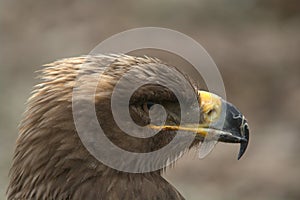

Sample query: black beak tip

[237,141,248,160]
[237,123,249,160]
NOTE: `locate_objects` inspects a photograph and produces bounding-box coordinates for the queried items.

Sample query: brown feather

[7,54,193,200]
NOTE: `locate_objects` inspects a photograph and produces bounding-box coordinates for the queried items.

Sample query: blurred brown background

[1,0,300,199]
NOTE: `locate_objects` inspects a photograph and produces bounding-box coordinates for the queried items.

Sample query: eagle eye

[142,101,155,113]
[146,102,155,109]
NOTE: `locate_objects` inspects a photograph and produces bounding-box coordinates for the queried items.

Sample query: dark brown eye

[143,101,155,112]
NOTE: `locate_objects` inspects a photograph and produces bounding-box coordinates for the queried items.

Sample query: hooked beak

[196,91,249,159]
[216,100,249,159]
[149,90,249,159]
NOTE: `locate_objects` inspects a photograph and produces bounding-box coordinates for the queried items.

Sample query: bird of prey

[7,54,249,200]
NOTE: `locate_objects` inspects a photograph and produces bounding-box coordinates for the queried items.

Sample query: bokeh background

[1,0,300,199]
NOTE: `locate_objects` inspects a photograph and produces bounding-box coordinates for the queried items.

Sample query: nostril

[207,108,216,116]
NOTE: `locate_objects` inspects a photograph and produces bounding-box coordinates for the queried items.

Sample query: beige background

[1,0,300,199]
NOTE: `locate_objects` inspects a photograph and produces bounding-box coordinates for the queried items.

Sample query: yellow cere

[198,90,222,124]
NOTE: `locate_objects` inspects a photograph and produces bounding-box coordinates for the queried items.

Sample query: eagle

[7,54,249,200]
